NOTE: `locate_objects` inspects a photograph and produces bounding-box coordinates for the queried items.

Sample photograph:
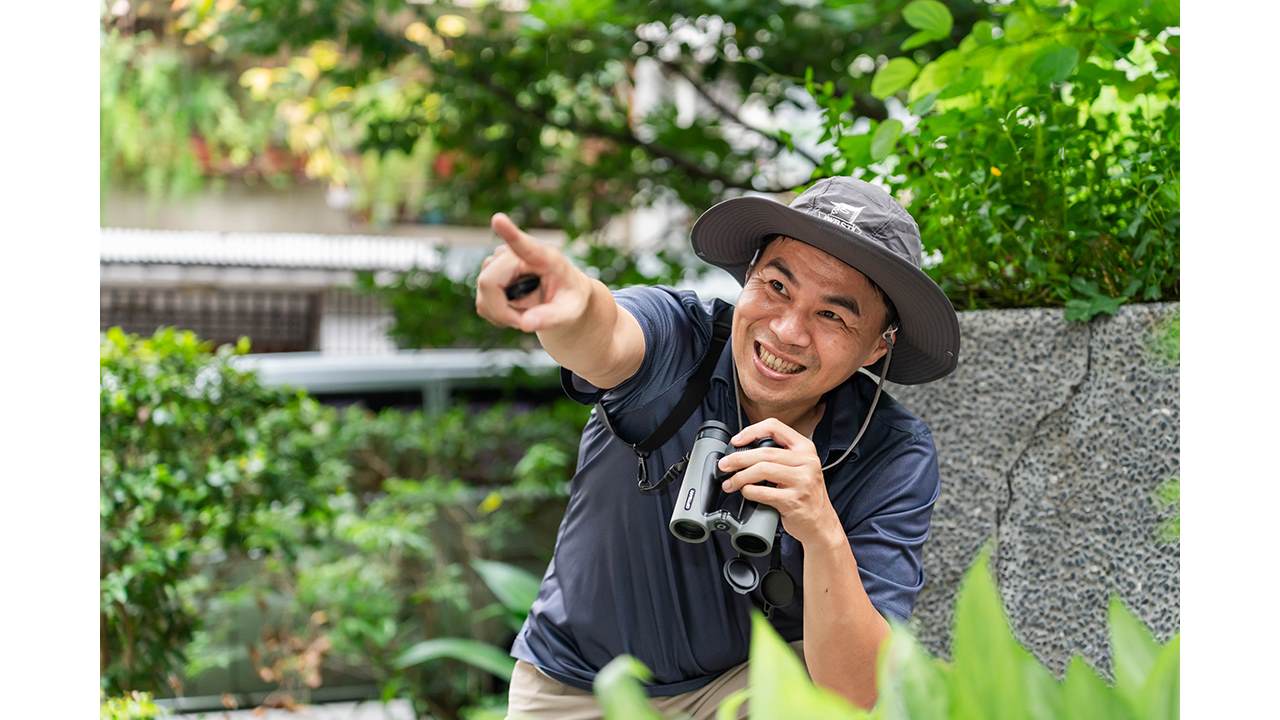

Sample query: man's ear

[861,328,895,368]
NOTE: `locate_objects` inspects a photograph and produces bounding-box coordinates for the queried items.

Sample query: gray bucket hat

[690,177,960,385]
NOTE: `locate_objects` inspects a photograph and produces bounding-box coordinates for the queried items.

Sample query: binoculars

[669,420,780,557]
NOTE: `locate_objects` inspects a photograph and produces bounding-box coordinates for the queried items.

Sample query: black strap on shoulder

[563,299,734,492]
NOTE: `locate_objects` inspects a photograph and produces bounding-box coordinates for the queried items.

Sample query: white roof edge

[230,348,560,393]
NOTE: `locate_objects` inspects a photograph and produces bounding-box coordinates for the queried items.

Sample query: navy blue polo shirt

[510,286,941,697]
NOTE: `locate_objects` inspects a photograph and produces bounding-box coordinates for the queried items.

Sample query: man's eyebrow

[763,258,862,317]
[763,258,796,284]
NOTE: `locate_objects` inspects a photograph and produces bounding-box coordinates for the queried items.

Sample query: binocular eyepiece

[668,420,781,557]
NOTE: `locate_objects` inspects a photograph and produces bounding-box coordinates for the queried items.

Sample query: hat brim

[690,196,959,385]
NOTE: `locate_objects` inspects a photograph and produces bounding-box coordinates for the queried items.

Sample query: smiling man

[475,177,960,719]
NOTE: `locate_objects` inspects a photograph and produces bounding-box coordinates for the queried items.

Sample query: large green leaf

[747,612,866,719]
[472,559,540,617]
[877,625,949,720]
[1030,44,1080,84]
[949,546,1058,720]
[1063,656,1130,720]
[872,58,920,99]
[593,655,662,720]
[902,0,953,38]
[394,638,517,681]
[870,119,904,162]
[1108,596,1161,706]
[1139,635,1180,720]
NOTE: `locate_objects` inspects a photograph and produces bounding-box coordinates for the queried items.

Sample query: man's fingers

[517,300,574,333]
[717,447,809,475]
[491,213,550,267]
[721,462,803,492]
[731,417,811,452]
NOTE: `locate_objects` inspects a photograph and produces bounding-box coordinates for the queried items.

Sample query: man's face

[731,236,891,415]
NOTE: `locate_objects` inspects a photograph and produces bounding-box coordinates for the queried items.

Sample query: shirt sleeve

[559,286,714,441]
[845,430,942,622]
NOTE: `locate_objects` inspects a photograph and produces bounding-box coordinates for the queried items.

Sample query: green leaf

[837,134,873,168]
[716,688,750,720]
[902,0,953,38]
[1139,635,1180,720]
[900,30,936,51]
[593,655,662,720]
[909,92,938,116]
[872,58,920,99]
[949,545,1057,720]
[472,559,540,616]
[908,49,964,102]
[1030,45,1080,84]
[877,625,949,720]
[871,119,904,162]
[748,612,864,718]
[394,638,517,681]
[1109,597,1161,705]
[1004,12,1035,43]
[1063,656,1129,719]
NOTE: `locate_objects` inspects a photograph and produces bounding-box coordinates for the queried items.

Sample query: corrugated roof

[100,227,446,271]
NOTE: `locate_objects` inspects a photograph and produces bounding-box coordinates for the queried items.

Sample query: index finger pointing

[491,213,550,268]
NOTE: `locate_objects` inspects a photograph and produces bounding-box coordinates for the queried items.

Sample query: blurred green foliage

[99,26,288,201]
[595,549,1180,719]
[100,0,979,234]
[100,691,167,720]
[101,327,587,717]
[102,1,1177,320]
[100,327,346,693]
[819,0,1179,320]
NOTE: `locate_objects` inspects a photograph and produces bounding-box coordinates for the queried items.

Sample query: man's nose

[769,310,811,348]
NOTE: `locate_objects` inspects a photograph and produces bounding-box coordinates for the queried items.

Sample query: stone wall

[885,302,1179,675]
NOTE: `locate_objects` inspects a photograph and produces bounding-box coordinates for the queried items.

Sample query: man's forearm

[536,276,641,389]
[802,530,889,709]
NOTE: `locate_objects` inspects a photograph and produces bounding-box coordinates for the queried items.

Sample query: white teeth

[757,344,803,374]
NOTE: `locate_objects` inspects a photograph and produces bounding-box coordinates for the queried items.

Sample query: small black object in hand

[504,274,541,301]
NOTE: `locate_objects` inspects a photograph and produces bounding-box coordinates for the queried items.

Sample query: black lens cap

[761,568,796,608]
[722,556,760,594]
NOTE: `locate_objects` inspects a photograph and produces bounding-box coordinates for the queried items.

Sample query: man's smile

[754,340,807,376]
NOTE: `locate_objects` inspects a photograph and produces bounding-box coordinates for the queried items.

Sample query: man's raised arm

[474,213,645,390]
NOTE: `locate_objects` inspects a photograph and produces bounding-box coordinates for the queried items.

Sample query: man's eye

[769,279,785,294]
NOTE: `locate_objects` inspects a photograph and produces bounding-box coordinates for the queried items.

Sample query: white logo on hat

[831,202,865,224]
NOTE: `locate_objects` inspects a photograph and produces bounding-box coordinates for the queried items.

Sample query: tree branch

[657,58,824,168]
[379,26,802,194]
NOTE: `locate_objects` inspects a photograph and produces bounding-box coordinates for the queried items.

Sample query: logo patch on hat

[831,202,865,223]
[804,201,866,236]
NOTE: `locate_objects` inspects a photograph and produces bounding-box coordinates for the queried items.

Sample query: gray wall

[886,302,1179,675]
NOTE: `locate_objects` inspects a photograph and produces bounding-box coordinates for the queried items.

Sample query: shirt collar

[710,336,870,465]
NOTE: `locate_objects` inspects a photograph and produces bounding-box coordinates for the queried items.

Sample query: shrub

[100,328,347,694]
[815,0,1179,320]
[101,327,585,716]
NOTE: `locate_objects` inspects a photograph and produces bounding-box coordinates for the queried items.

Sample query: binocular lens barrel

[672,520,708,542]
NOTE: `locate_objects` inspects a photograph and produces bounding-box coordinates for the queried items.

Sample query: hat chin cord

[733,327,896,472]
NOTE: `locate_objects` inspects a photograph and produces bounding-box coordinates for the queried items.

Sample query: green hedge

[101,328,586,717]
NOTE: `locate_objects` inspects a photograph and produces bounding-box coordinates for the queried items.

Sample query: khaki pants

[506,641,806,720]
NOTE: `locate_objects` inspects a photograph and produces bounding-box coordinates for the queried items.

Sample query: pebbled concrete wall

[885,302,1179,675]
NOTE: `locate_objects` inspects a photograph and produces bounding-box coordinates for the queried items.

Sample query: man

[475,177,960,718]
